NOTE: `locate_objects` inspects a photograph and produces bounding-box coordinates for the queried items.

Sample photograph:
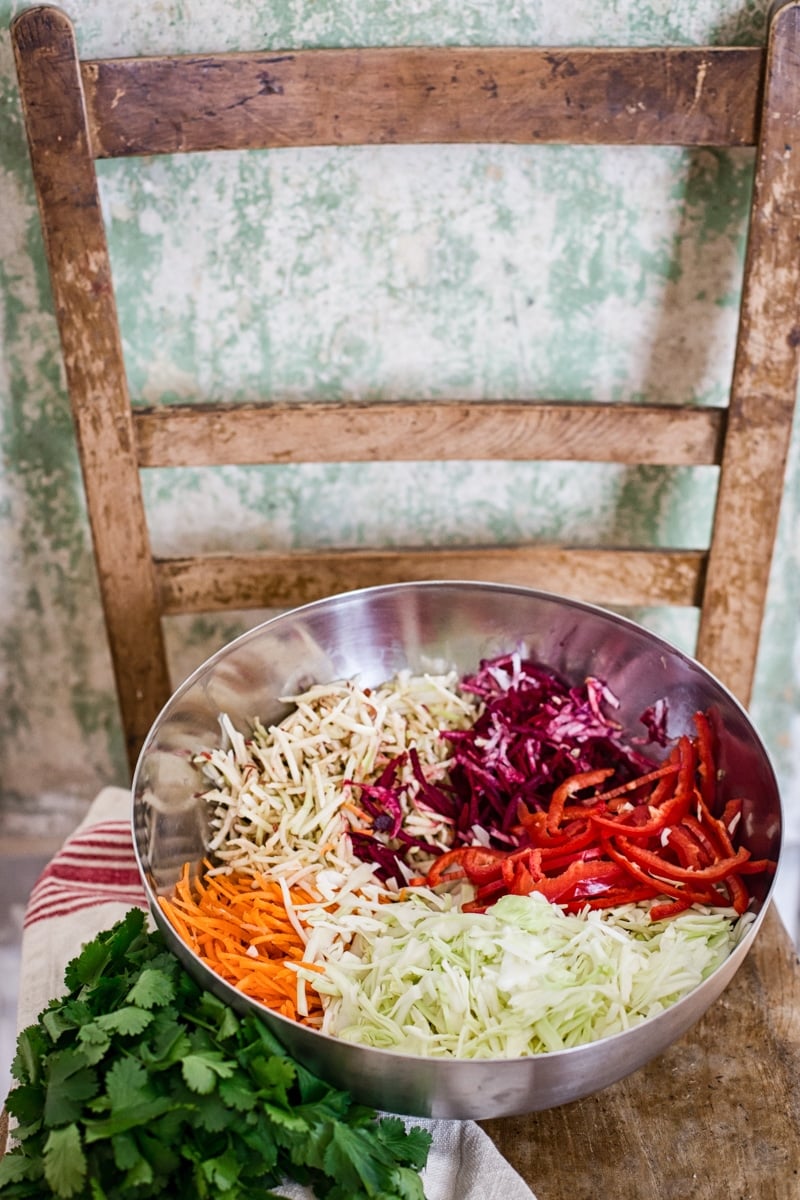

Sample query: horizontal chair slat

[133,400,726,468]
[81,46,763,158]
[155,546,706,613]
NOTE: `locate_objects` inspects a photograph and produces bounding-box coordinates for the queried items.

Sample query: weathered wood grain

[11,6,173,770]
[696,0,800,704]
[483,903,800,1200]
[154,546,706,612]
[133,400,726,468]
[80,45,764,158]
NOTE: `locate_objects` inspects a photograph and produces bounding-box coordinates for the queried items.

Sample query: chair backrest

[12,2,800,773]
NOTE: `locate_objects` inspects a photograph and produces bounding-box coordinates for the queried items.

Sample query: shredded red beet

[442,653,661,845]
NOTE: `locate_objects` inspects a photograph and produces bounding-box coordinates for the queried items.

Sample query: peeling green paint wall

[1,2,798,859]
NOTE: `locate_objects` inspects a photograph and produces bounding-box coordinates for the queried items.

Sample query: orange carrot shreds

[158,866,324,1024]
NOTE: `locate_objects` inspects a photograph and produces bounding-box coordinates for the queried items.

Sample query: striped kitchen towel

[16,788,148,1032]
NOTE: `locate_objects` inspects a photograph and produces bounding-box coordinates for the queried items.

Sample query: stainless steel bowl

[131,581,782,1119]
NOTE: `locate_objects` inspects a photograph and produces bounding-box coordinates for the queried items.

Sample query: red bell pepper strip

[648,895,695,921]
[532,858,625,904]
[694,793,739,859]
[693,709,717,807]
[722,871,750,914]
[424,847,471,886]
[589,758,680,807]
[602,837,722,906]
[734,857,777,875]
[679,813,723,864]
[612,835,751,883]
[588,785,692,839]
[460,846,511,883]
[661,823,707,870]
[546,768,614,834]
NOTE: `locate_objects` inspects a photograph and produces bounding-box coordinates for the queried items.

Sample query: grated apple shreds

[196,669,481,886]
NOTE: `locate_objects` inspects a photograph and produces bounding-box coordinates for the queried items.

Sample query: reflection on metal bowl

[131,581,782,1119]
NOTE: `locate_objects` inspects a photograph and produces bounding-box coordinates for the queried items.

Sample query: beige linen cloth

[12,787,537,1200]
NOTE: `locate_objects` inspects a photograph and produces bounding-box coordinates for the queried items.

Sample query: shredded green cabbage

[296,892,746,1058]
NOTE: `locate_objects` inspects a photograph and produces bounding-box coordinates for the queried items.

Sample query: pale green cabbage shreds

[294,892,746,1058]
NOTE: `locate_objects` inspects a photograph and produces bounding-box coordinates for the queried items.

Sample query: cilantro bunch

[0,909,431,1199]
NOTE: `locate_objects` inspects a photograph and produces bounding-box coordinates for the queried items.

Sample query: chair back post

[696,0,800,704]
[12,5,172,772]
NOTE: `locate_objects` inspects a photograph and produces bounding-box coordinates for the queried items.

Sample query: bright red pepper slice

[722,872,750,914]
[561,883,657,913]
[546,768,614,834]
[693,709,717,807]
[648,895,695,921]
[602,837,722,906]
[613,835,751,883]
[460,847,510,883]
[533,858,624,903]
[589,785,692,839]
[679,813,723,864]
[424,847,471,886]
[661,823,707,869]
[590,758,681,807]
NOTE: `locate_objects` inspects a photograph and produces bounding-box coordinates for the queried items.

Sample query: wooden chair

[10,7,800,1196]
[12,3,800,776]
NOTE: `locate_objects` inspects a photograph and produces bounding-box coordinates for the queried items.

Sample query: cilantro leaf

[124,1156,154,1189]
[392,1165,431,1199]
[96,1006,153,1037]
[321,1120,400,1195]
[218,1074,259,1112]
[44,1050,99,1127]
[5,1081,45,1130]
[110,1131,141,1171]
[193,1090,237,1132]
[246,1052,295,1104]
[105,1056,150,1111]
[125,967,175,1010]
[0,1147,41,1186]
[11,1024,49,1085]
[200,1146,241,1190]
[376,1116,432,1170]
[138,1012,192,1070]
[182,1050,236,1093]
[43,1124,86,1198]
[63,909,146,991]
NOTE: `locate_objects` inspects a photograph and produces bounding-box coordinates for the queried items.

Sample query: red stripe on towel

[24,820,148,928]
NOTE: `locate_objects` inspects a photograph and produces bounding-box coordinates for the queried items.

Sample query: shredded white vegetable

[291,890,746,1058]
[197,670,479,882]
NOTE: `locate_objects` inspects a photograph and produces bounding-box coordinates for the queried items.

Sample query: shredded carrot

[158,866,324,1025]
[341,800,372,824]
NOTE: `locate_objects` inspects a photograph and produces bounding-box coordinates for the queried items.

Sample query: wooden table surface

[483,903,800,1199]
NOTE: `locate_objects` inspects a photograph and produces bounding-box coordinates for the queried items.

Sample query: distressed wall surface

[1,2,798,866]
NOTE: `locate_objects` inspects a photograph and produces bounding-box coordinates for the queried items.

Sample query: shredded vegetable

[197,671,478,885]
[158,864,324,1022]
[292,890,746,1057]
